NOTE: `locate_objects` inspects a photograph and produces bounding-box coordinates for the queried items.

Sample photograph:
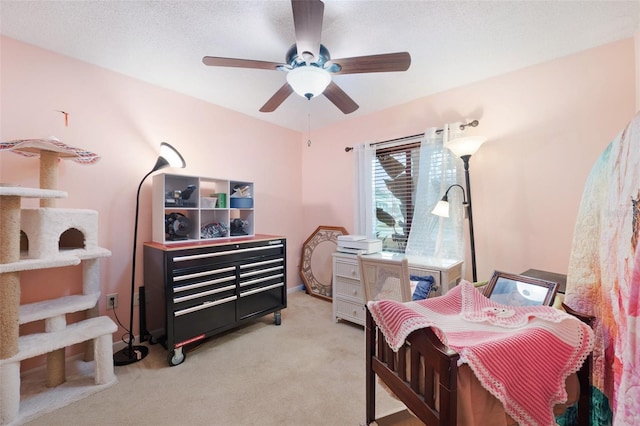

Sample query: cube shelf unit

[152,173,254,244]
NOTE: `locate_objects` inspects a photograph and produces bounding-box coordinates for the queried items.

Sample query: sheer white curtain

[353,142,375,237]
[352,125,465,265]
[405,124,465,262]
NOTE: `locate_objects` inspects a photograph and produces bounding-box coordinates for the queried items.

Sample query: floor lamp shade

[431,183,467,218]
[444,136,487,158]
[156,142,186,170]
[431,200,451,217]
[113,142,186,366]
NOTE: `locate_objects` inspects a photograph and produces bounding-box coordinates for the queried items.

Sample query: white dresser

[332,252,463,326]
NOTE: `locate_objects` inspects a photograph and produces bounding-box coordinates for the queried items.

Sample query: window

[372,137,461,256]
[373,141,421,253]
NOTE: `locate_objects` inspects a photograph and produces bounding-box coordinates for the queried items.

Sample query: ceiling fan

[202,0,411,114]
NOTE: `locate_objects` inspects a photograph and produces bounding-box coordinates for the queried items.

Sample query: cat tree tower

[0,138,117,425]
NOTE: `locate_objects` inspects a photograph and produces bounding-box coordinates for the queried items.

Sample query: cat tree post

[0,196,21,360]
[81,259,101,362]
[37,149,67,386]
[39,150,58,208]
[33,149,67,386]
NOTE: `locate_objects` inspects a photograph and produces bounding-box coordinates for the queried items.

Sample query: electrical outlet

[133,292,140,306]
[107,293,118,310]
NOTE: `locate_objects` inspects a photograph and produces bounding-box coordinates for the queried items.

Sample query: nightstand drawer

[334,277,363,302]
[335,298,365,325]
[334,260,360,280]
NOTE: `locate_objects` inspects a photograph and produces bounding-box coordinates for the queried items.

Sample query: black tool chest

[143,235,286,366]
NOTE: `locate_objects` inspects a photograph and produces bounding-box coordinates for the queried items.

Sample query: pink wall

[0,36,304,368]
[302,38,637,282]
[1,34,637,370]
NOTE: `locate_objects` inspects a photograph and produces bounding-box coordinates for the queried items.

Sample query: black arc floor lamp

[114,142,186,366]
[432,135,486,283]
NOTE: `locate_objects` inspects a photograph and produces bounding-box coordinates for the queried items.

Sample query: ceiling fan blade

[323,81,359,114]
[259,83,294,112]
[202,56,283,71]
[291,0,324,61]
[331,52,411,75]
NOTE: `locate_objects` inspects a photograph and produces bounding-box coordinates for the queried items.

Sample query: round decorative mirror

[300,226,348,300]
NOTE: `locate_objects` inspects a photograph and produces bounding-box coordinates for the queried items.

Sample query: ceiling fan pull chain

[307,112,312,147]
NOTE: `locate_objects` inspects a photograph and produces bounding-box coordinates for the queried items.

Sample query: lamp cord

[111,305,132,345]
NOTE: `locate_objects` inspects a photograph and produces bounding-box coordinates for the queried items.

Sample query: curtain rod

[344,119,479,152]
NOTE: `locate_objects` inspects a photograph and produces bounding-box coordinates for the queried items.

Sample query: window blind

[373,141,421,253]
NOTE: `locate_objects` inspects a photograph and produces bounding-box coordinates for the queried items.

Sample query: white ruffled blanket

[367,281,594,426]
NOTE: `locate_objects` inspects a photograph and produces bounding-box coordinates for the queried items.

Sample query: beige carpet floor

[23,289,408,425]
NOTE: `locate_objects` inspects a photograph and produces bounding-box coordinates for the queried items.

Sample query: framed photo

[484,271,559,307]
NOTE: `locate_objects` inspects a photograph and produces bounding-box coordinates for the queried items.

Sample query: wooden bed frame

[365,304,594,425]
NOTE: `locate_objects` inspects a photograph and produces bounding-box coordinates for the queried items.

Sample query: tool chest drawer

[168,240,285,271]
[173,295,237,343]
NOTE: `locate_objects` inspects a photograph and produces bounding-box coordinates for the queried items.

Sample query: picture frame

[484,271,559,307]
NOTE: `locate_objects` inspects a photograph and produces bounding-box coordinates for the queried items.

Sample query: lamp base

[113,345,149,366]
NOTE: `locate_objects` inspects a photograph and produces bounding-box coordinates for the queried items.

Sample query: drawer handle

[174,267,235,281]
[173,244,283,262]
[240,258,283,269]
[240,266,283,278]
[174,276,235,291]
[240,273,284,288]
[240,282,284,297]
[173,285,235,303]
[174,295,237,317]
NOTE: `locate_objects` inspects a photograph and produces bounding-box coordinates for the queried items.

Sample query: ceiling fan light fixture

[286,66,331,100]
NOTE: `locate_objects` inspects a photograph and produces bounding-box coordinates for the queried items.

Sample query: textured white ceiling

[1,0,639,133]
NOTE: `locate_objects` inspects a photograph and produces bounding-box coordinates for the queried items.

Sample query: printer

[336,235,383,255]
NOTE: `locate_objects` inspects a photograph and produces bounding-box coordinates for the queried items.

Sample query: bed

[365,281,595,426]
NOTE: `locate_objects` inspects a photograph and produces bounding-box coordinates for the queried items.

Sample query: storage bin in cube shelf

[200,196,217,208]
[230,197,253,208]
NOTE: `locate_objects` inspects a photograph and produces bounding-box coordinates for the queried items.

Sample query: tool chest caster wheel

[168,347,186,366]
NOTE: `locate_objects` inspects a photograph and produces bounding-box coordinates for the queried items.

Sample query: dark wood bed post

[366,307,460,425]
[365,307,376,425]
[562,303,595,425]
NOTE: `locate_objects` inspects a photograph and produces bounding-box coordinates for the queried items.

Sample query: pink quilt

[367,281,594,426]
[564,112,640,424]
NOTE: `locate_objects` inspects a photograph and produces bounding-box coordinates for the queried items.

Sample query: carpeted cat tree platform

[0,138,117,425]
